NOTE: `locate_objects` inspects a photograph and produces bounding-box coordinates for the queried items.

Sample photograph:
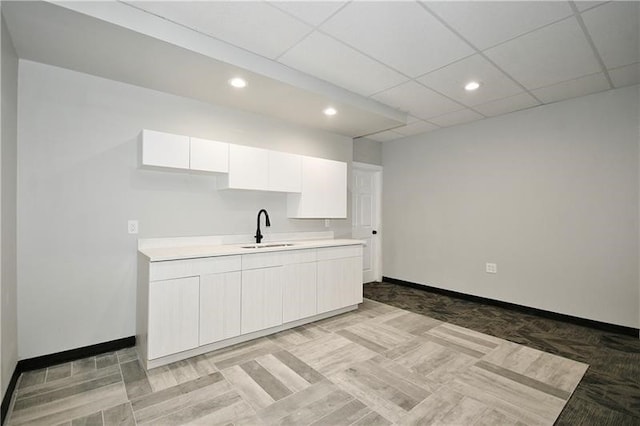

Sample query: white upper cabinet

[223,144,269,190]
[220,144,302,192]
[287,156,347,218]
[141,129,190,170]
[269,150,302,192]
[190,137,229,173]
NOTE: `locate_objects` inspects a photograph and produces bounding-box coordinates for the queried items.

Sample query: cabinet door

[317,257,362,313]
[287,156,347,218]
[269,151,302,192]
[282,262,317,323]
[199,271,241,346]
[241,267,283,334]
[190,137,229,173]
[141,129,190,170]
[148,277,199,359]
[227,144,269,190]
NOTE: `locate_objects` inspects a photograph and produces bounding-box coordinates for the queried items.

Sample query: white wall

[1,12,19,397]
[353,137,382,166]
[383,86,639,328]
[17,60,353,359]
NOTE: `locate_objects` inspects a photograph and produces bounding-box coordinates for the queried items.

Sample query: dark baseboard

[381,276,639,337]
[0,366,21,425]
[1,336,135,425]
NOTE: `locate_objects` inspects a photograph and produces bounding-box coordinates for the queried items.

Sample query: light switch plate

[486,262,497,274]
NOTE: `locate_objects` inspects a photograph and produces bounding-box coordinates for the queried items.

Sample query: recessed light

[323,107,337,116]
[229,77,247,88]
[464,81,481,91]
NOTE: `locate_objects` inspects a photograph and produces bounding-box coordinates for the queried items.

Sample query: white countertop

[139,238,365,262]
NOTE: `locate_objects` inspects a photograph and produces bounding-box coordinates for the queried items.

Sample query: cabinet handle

[372,230,378,235]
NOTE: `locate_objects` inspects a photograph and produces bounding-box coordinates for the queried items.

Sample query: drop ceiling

[3,1,639,141]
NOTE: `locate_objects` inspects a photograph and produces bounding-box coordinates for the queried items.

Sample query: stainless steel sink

[241,243,295,249]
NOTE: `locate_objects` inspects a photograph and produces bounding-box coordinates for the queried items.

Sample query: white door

[352,162,382,283]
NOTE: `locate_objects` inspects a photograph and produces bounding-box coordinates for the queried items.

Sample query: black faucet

[255,209,271,243]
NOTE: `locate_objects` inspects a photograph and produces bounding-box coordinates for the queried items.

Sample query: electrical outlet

[128,220,139,234]
[325,219,330,227]
[486,263,497,274]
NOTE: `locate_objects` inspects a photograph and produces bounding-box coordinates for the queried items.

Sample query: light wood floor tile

[271,350,325,385]
[187,354,218,377]
[352,410,392,426]
[309,399,371,426]
[255,354,311,393]
[146,365,179,392]
[131,372,225,414]
[383,311,442,336]
[17,365,121,399]
[115,348,137,364]
[10,382,127,426]
[272,387,353,426]
[95,353,118,370]
[437,395,490,425]
[168,359,200,384]
[313,312,369,332]
[102,402,135,425]
[146,390,243,425]
[120,360,152,400]
[71,358,96,377]
[222,365,275,411]
[183,397,259,426]
[70,410,102,426]
[454,365,566,423]
[13,372,122,412]
[8,298,588,426]
[339,320,414,353]
[18,370,46,389]
[134,375,232,424]
[47,363,72,383]
[209,339,281,370]
[398,386,465,425]
[257,380,337,424]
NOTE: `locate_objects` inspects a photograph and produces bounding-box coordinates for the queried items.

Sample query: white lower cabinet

[148,276,200,359]
[139,244,362,368]
[317,246,363,313]
[199,271,241,346]
[282,262,317,323]
[241,267,283,334]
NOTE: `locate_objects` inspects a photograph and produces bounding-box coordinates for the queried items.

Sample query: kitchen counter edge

[139,238,365,262]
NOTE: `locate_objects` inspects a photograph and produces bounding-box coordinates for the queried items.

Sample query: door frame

[352,162,383,282]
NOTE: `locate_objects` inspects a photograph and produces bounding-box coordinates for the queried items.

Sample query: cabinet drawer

[150,255,241,281]
[316,245,362,261]
[242,252,284,269]
[281,248,316,264]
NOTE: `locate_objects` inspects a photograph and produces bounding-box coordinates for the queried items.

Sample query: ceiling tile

[366,130,404,142]
[278,32,407,97]
[484,18,602,89]
[609,62,640,88]
[473,92,541,117]
[320,1,474,77]
[426,1,573,50]
[126,1,311,59]
[393,120,439,137]
[532,72,610,103]
[428,108,484,128]
[268,1,347,26]
[582,1,640,69]
[417,54,523,106]
[372,81,463,120]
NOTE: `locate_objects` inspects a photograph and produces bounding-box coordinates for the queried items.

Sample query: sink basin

[241,243,295,249]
